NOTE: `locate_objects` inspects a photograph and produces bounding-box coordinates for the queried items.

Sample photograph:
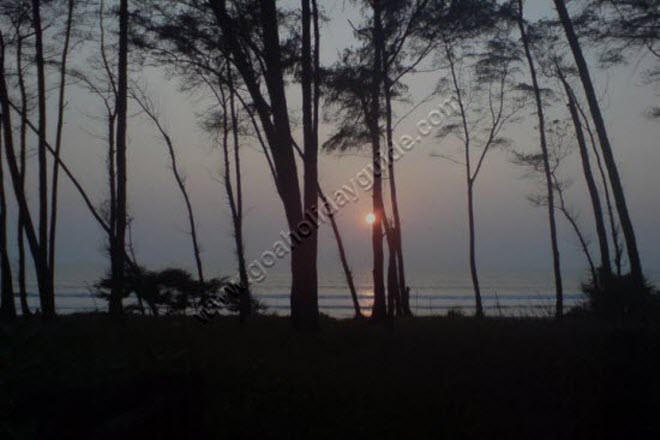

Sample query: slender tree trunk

[553,0,643,286]
[107,111,117,248]
[445,41,484,317]
[518,0,564,318]
[0,37,48,320]
[557,66,611,278]
[369,0,387,320]
[225,70,251,322]
[319,190,363,318]
[210,0,317,329]
[242,92,362,320]
[259,0,317,330]
[7,100,137,277]
[0,124,16,320]
[467,182,483,317]
[554,177,599,283]
[299,0,320,326]
[110,0,129,315]
[16,36,30,317]
[132,91,204,282]
[576,99,624,276]
[99,0,117,255]
[383,217,400,318]
[384,77,410,317]
[48,0,75,295]
[31,0,54,317]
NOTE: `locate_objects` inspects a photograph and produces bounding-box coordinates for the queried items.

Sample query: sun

[365,213,376,225]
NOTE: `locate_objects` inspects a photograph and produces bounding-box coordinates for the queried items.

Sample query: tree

[2,0,32,317]
[131,85,205,282]
[31,0,55,317]
[48,0,76,298]
[110,0,129,315]
[553,0,645,288]
[323,46,389,319]
[300,0,320,325]
[0,121,16,320]
[584,0,660,60]
[553,59,611,280]
[435,33,524,317]
[69,0,122,292]
[132,0,338,327]
[205,66,252,323]
[517,0,564,318]
[574,96,625,275]
[584,0,660,117]
[379,0,438,316]
[0,24,49,319]
[513,120,599,284]
[207,0,319,329]
[321,1,390,320]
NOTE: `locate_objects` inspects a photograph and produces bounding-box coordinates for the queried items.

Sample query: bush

[95,267,262,316]
[447,307,465,318]
[580,270,658,320]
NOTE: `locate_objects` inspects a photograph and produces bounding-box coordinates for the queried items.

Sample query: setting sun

[365,213,376,225]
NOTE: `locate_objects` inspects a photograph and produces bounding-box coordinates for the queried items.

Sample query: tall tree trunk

[222,69,251,322]
[445,41,483,318]
[107,111,117,251]
[0,36,47,320]
[518,0,564,318]
[132,90,204,282]
[0,124,16,320]
[299,0,320,326]
[369,0,387,320]
[557,66,611,279]
[554,176,599,283]
[553,0,643,286]
[99,0,118,256]
[319,190,363,318]
[209,0,317,329]
[9,99,137,275]
[383,217,401,318]
[31,0,54,317]
[383,77,410,317]
[242,93,362,320]
[467,182,483,317]
[48,0,75,295]
[260,0,317,330]
[110,0,129,315]
[16,36,30,317]
[575,97,624,276]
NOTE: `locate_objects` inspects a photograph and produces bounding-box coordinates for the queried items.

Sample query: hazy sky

[8,0,660,291]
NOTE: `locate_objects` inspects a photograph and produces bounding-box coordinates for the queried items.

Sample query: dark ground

[1,314,659,439]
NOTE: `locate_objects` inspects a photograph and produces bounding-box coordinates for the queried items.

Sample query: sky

[7,0,660,292]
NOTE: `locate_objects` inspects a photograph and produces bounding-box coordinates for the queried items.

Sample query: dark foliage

[95,266,261,316]
[579,270,659,319]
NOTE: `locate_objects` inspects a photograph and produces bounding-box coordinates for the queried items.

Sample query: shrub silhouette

[580,269,658,320]
[95,267,261,316]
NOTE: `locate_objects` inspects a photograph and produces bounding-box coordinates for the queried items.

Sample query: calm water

[15,269,604,318]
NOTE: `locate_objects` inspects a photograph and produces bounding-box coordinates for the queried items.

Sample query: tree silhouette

[513,120,599,283]
[553,0,646,288]
[109,0,130,316]
[434,32,525,317]
[518,0,564,318]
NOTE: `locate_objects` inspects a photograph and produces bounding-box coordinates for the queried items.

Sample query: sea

[15,267,643,318]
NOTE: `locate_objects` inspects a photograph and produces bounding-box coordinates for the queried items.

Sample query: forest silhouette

[1,0,659,437]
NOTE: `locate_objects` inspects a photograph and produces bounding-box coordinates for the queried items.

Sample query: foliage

[580,271,659,319]
[95,266,262,316]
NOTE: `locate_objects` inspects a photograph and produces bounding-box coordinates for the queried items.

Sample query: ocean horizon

[16,266,641,317]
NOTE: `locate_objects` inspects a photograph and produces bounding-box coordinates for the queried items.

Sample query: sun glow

[365,213,376,225]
